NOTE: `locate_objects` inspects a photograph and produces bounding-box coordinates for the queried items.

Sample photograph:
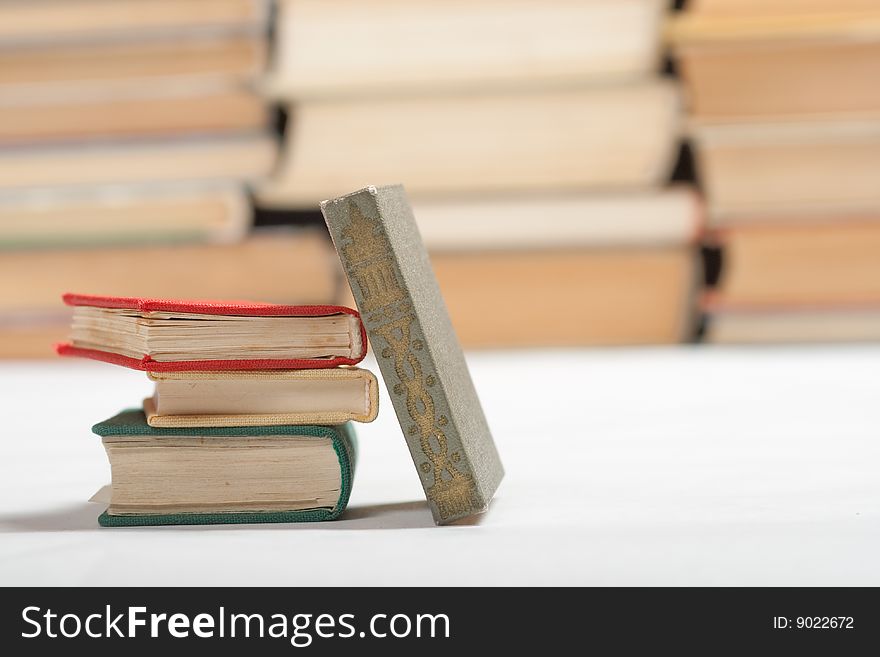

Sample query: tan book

[410,187,702,251]
[692,120,880,221]
[712,220,880,306]
[672,27,880,120]
[0,0,268,44]
[0,319,69,359]
[0,88,268,145]
[266,0,666,99]
[0,36,267,96]
[0,133,276,190]
[431,247,697,347]
[669,6,880,43]
[0,229,341,316]
[0,183,250,248]
[687,0,879,15]
[144,369,379,428]
[337,246,698,347]
[259,81,681,208]
[705,305,880,344]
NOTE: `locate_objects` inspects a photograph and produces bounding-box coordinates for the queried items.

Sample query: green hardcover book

[321,185,504,525]
[92,410,356,527]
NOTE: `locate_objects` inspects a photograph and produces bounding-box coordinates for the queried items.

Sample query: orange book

[710,220,880,307]
[0,89,268,145]
[0,229,342,358]
[337,247,700,348]
[0,0,268,44]
[0,36,267,94]
[692,120,880,222]
[669,6,880,120]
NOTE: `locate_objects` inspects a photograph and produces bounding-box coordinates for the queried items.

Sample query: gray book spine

[321,185,503,524]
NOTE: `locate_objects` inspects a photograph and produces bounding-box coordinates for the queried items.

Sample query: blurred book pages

[258,82,681,206]
[0,230,340,358]
[263,0,666,98]
[260,0,697,348]
[0,1,346,359]
[670,1,880,343]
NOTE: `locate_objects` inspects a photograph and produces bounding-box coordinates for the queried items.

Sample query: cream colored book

[259,80,681,208]
[265,0,666,99]
[410,187,701,251]
[705,306,880,344]
[692,119,880,221]
[144,369,379,428]
[0,182,250,248]
[0,133,276,190]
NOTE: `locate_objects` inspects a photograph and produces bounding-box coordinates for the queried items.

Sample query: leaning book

[321,184,503,525]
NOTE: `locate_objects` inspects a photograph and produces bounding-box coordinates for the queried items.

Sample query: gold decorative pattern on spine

[339,205,479,520]
[339,206,405,312]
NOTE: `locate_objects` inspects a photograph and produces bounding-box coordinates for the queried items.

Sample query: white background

[1,346,879,585]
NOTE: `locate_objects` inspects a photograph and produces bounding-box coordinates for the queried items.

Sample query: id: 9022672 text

[773,617,854,630]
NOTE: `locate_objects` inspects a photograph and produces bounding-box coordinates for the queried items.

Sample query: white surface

[1,347,879,586]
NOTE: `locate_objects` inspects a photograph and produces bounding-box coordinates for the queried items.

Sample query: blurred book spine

[258,0,700,348]
[670,0,880,343]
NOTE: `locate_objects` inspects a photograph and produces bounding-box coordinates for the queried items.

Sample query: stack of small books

[57,293,378,527]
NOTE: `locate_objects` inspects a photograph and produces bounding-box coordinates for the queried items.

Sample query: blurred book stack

[671,0,880,343]
[258,0,701,347]
[0,0,340,357]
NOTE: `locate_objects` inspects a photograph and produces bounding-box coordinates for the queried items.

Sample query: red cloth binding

[56,293,367,371]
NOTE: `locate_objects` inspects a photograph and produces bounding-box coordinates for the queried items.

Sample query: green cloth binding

[92,409,357,527]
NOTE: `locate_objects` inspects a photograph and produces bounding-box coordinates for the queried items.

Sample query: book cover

[93,409,357,526]
[57,293,367,370]
[321,185,503,525]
